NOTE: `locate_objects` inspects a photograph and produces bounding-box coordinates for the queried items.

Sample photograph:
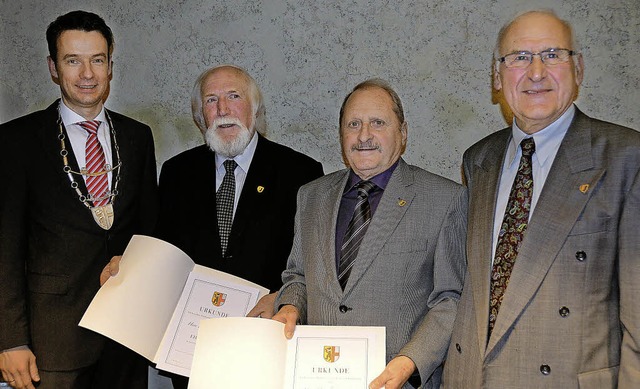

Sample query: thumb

[284,319,296,339]
[29,355,40,382]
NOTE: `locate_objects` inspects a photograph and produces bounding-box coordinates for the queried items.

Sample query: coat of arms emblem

[323,345,340,363]
[211,291,227,307]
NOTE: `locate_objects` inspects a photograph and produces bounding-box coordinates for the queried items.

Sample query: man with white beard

[99,64,323,388]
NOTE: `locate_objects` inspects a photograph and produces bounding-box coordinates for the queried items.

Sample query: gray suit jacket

[443,108,640,388]
[277,159,467,388]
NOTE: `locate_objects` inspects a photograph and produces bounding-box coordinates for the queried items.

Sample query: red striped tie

[79,120,109,207]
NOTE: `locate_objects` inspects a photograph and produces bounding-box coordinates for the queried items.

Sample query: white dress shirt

[59,101,114,187]
[214,131,258,218]
[491,105,576,262]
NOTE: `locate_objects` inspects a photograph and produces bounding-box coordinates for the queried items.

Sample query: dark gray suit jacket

[443,108,640,388]
[277,159,467,388]
[0,100,158,370]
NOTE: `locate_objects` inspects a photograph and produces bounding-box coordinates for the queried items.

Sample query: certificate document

[288,334,371,388]
[79,235,269,377]
[155,273,261,375]
[189,317,385,389]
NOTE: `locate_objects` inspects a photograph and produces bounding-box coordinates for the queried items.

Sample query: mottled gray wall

[1,1,637,388]
[1,0,639,183]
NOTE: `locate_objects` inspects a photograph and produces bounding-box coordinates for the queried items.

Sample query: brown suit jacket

[443,108,640,388]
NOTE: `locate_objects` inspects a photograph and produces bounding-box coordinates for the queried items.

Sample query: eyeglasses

[498,48,577,69]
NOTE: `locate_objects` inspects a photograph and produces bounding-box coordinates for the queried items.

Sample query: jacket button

[339,305,349,313]
[559,306,570,317]
[455,343,462,353]
[540,364,551,375]
[575,251,587,261]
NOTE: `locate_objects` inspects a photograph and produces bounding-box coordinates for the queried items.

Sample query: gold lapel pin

[257,186,265,193]
[579,184,589,194]
[398,199,406,206]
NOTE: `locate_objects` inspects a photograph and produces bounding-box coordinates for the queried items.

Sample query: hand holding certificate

[189,317,385,389]
[79,235,269,376]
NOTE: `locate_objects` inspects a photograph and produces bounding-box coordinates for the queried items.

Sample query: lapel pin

[398,199,406,207]
[257,186,265,193]
[579,184,589,194]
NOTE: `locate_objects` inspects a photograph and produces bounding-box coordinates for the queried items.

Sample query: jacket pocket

[577,365,618,388]
[382,239,427,254]
[569,216,610,235]
[27,273,69,295]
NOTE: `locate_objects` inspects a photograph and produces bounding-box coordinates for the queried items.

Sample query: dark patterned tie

[489,137,535,336]
[338,180,376,290]
[217,159,237,256]
[79,120,109,207]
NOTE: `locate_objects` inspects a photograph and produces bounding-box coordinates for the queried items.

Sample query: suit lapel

[487,112,605,354]
[342,159,414,294]
[106,110,127,218]
[323,171,351,292]
[39,103,65,168]
[39,101,92,202]
[231,136,274,250]
[467,132,510,355]
[193,147,221,257]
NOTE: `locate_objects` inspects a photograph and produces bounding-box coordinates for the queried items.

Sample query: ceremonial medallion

[57,106,122,231]
[91,203,115,230]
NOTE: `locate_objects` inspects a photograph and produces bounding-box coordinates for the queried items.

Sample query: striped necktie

[338,180,376,290]
[79,120,109,207]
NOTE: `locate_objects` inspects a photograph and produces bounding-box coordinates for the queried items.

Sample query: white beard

[204,117,254,158]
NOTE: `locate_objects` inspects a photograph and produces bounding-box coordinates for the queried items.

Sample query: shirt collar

[215,131,259,174]
[59,100,107,127]
[344,160,399,194]
[506,104,575,168]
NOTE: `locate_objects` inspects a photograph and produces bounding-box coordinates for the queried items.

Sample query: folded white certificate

[189,317,386,389]
[79,235,269,377]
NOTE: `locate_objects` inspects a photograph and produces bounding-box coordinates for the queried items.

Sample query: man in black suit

[0,10,157,389]
[156,65,323,293]
[102,64,323,388]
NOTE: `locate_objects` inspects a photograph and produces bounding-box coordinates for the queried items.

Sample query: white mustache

[210,117,243,130]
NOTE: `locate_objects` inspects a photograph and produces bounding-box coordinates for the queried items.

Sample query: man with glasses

[443,10,640,388]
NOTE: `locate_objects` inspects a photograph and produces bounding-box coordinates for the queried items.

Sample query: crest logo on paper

[211,291,227,307]
[323,346,340,363]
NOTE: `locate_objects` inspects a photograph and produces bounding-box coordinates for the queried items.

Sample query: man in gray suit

[443,10,640,388]
[273,79,467,389]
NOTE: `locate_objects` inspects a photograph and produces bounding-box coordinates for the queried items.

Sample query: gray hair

[191,64,267,135]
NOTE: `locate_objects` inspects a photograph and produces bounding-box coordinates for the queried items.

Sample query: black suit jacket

[155,135,323,292]
[0,100,158,370]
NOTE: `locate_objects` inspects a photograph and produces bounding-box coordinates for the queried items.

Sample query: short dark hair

[46,10,114,63]
[339,78,405,128]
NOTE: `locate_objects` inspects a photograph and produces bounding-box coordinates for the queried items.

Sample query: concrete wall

[1,1,638,387]
[2,0,638,182]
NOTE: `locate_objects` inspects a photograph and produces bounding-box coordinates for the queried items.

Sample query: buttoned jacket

[443,109,640,388]
[278,159,467,388]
